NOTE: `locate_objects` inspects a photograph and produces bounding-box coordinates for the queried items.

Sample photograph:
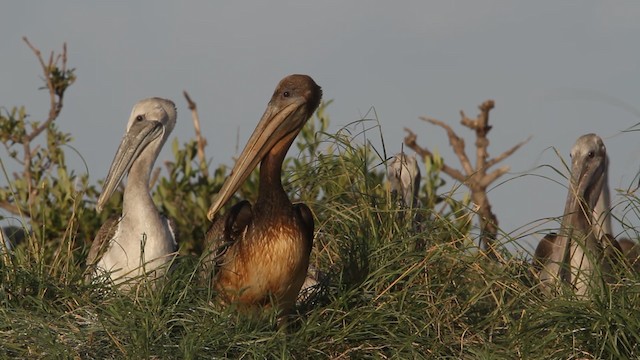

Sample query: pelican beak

[569,152,606,214]
[207,97,308,220]
[96,120,164,213]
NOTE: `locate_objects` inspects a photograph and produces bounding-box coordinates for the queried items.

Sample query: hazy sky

[2,1,639,252]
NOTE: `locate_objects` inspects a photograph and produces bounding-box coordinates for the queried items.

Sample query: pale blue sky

[2,1,639,251]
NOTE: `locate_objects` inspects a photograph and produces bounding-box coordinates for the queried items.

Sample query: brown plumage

[533,233,558,272]
[617,238,640,272]
[202,75,321,314]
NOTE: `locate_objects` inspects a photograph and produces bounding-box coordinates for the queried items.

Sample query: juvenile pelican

[203,74,321,315]
[387,153,421,208]
[535,154,618,268]
[87,98,178,285]
[538,134,610,295]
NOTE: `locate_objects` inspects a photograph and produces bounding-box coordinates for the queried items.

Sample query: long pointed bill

[96,121,164,213]
[207,98,307,220]
[565,154,605,220]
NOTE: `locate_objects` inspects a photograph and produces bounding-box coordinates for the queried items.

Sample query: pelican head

[96,98,177,213]
[566,133,607,220]
[207,74,322,220]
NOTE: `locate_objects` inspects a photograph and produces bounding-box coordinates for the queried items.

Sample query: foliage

[0,40,99,271]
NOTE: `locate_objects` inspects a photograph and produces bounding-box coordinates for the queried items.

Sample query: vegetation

[1,40,640,359]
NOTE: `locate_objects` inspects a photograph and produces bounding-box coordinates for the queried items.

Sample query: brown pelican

[387,153,421,208]
[202,75,321,315]
[87,98,178,285]
[538,134,610,295]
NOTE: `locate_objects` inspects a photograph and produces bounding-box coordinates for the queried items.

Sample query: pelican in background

[87,98,178,286]
[387,153,421,208]
[538,134,612,296]
[534,155,612,270]
[203,74,321,316]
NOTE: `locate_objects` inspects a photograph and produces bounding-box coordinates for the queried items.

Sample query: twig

[420,117,474,177]
[484,136,531,171]
[22,37,65,143]
[404,128,465,182]
[0,201,21,216]
[183,90,208,177]
[20,38,70,208]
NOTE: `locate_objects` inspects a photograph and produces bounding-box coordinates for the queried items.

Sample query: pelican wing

[202,200,253,283]
[293,203,314,252]
[86,216,120,280]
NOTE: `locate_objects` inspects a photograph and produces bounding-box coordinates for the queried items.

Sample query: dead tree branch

[404,128,466,182]
[421,117,474,177]
[405,100,530,260]
[183,90,208,177]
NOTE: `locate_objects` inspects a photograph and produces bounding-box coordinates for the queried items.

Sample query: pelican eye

[587,151,594,158]
[135,115,144,122]
[283,91,290,98]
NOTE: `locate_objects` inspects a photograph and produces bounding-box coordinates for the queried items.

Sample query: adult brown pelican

[387,152,421,208]
[538,134,611,295]
[87,98,178,285]
[203,75,321,315]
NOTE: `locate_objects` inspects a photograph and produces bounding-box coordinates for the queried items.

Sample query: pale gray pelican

[86,98,178,285]
[538,134,612,295]
[387,152,421,208]
[202,74,321,315]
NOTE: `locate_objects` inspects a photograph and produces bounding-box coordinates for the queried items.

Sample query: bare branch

[403,128,466,182]
[183,90,208,177]
[0,201,21,216]
[421,116,474,176]
[485,136,532,170]
[406,100,528,260]
[480,166,510,189]
[22,37,64,143]
[13,38,72,211]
